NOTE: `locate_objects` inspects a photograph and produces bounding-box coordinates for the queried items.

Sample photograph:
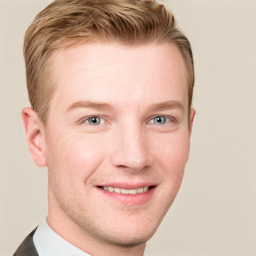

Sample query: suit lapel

[13,229,38,256]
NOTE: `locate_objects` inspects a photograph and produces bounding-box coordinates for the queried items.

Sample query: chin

[101,231,154,248]
[94,221,159,248]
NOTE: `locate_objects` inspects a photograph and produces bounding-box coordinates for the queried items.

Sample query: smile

[98,185,156,205]
[102,186,149,194]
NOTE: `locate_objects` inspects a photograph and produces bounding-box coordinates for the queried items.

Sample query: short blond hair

[24,0,194,123]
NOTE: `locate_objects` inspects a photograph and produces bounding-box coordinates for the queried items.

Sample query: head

[23,0,195,255]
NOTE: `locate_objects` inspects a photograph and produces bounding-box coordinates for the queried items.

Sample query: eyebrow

[66,100,184,113]
[146,100,185,113]
[66,101,113,112]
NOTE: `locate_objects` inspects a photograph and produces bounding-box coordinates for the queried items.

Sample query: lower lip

[97,187,156,206]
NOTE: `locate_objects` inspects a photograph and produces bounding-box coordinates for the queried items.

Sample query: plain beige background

[1,0,255,255]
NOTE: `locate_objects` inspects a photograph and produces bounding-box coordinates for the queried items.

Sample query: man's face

[41,42,194,248]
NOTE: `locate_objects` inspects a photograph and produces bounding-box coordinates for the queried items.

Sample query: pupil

[90,117,99,124]
[155,116,165,124]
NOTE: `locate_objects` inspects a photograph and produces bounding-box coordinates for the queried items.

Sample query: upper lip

[96,182,157,190]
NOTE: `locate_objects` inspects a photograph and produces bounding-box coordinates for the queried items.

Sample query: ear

[185,108,196,162]
[22,107,47,167]
[189,108,196,137]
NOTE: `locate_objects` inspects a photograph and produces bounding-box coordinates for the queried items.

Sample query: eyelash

[84,116,106,126]
[81,115,176,126]
[149,115,175,125]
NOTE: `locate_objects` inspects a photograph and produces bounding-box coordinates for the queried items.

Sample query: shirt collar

[33,219,90,256]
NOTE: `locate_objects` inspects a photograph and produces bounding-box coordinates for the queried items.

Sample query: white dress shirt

[33,219,90,256]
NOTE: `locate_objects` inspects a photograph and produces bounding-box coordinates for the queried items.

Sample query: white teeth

[108,187,114,192]
[103,186,149,194]
[138,188,144,193]
[129,189,137,195]
[143,187,148,192]
[121,189,129,194]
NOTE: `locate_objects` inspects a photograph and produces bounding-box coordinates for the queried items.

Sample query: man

[14,0,195,255]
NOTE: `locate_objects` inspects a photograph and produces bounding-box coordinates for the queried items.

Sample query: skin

[23,42,195,256]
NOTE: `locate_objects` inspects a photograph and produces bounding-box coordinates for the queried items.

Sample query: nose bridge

[111,119,151,171]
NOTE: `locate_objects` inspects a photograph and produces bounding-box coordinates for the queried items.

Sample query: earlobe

[22,107,47,167]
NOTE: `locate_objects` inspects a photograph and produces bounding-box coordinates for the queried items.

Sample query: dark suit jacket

[13,229,38,256]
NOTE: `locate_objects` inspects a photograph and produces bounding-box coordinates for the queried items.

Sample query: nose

[110,123,152,172]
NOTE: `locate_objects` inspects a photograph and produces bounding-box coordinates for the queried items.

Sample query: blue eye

[86,116,102,125]
[152,116,169,125]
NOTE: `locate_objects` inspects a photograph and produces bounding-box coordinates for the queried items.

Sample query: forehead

[48,42,188,112]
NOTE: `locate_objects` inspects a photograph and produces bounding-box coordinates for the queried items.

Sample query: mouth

[96,182,157,205]
[99,186,155,194]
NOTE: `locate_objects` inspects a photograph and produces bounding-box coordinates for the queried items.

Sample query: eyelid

[148,115,176,124]
[79,115,108,125]
[77,114,177,126]
[86,116,104,125]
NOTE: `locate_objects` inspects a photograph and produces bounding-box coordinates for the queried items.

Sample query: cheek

[46,132,105,183]
[151,131,190,178]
